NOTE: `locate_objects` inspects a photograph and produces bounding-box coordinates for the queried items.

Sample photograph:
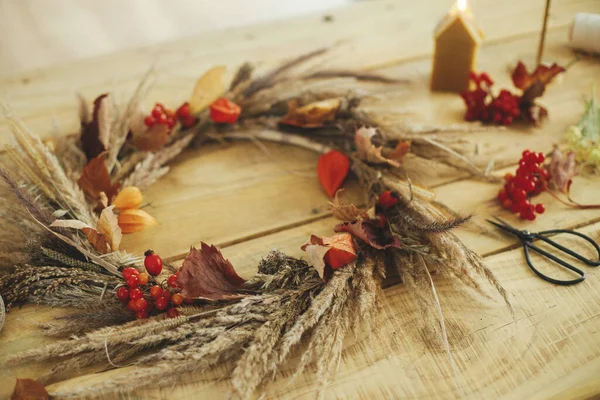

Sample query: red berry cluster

[115,250,186,319]
[497,150,549,221]
[143,102,197,131]
[461,72,521,126]
[144,103,177,129]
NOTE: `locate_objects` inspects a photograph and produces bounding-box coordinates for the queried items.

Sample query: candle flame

[457,0,467,11]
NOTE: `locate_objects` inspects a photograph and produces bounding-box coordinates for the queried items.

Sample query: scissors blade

[486,217,524,237]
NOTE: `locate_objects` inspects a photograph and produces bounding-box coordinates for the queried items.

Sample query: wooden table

[2,0,600,398]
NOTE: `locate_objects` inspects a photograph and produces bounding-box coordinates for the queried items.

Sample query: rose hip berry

[144,250,163,276]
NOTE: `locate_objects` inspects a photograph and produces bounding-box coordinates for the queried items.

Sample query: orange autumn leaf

[189,66,227,114]
[280,98,341,128]
[317,150,350,198]
[77,152,120,201]
[118,208,158,233]
[301,233,357,280]
[11,378,49,400]
[511,61,565,91]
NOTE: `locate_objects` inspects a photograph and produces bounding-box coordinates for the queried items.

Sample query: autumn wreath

[1,50,511,398]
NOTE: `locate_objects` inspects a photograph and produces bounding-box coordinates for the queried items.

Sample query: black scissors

[487,217,600,285]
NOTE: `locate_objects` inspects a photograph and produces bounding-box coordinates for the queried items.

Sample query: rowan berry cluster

[497,150,549,220]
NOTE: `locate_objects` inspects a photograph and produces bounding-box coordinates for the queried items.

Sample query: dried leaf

[129,111,171,151]
[50,209,121,253]
[80,94,113,161]
[280,98,341,128]
[117,208,158,234]
[77,152,120,201]
[11,378,49,400]
[329,189,368,222]
[112,186,143,210]
[548,146,577,194]
[355,126,401,167]
[301,233,357,280]
[97,206,122,251]
[189,66,227,114]
[302,243,330,280]
[334,219,401,250]
[511,61,565,91]
[176,243,246,301]
[49,219,92,230]
[317,150,350,198]
[81,227,109,254]
[387,141,411,160]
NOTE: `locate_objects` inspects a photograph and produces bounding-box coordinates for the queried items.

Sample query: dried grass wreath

[0,49,510,399]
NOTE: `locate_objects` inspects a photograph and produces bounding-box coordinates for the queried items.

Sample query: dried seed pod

[112,186,143,210]
[118,208,158,233]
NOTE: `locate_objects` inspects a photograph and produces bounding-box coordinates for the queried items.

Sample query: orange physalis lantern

[209,98,241,124]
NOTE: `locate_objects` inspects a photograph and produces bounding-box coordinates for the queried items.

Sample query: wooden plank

[0,0,597,148]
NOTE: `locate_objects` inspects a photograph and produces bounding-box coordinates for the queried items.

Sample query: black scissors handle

[524,229,600,286]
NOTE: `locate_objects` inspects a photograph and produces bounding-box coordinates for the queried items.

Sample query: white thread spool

[570,13,600,54]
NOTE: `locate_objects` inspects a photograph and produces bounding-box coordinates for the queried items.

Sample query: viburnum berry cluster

[143,102,198,130]
[461,73,521,126]
[115,250,186,319]
[497,150,549,221]
[461,62,565,126]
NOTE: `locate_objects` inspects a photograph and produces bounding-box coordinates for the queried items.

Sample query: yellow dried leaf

[97,206,122,251]
[280,98,341,128]
[113,187,143,210]
[189,66,227,114]
[118,208,158,234]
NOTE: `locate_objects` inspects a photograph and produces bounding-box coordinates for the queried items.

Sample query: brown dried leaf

[329,189,368,222]
[334,219,402,250]
[80,94,113,161]
[548,146,578,194]
[128,110,171,151]
[81,227,109,254]
[77,152,120,201]
[511,61,565,91]
[176,243,246,301]
[280,98,341,128]
[11,378,49,400]
[355,126,401,167]
[189,66,227,114]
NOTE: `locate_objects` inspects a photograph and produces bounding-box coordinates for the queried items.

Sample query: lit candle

[430,0,484,92]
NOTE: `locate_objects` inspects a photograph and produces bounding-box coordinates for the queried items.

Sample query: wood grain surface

[1,0,600,399]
